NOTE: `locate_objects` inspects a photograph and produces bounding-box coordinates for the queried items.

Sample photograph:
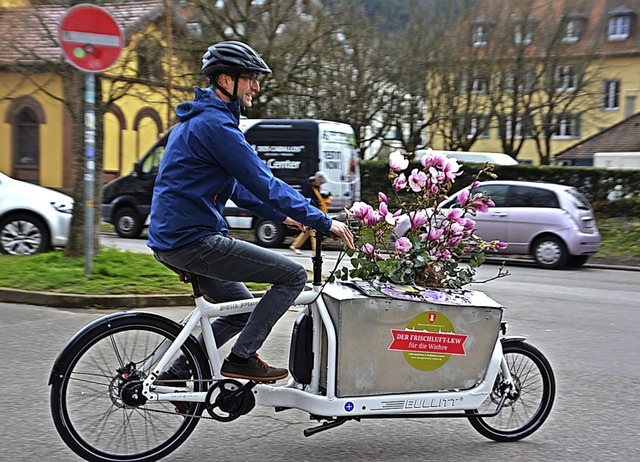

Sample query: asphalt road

[1,263,639,461]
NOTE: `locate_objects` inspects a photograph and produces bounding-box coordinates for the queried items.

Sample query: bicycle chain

[145,378,235,420]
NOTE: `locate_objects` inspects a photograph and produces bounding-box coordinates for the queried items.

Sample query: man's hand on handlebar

[330,220,355,249]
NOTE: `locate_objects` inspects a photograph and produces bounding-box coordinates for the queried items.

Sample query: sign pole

[58,4,123,276]
[84,73,95,276]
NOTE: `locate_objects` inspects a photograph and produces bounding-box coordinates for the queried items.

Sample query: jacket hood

[176,87,242,122]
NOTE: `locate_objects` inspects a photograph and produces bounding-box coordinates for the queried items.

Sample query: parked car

[0,172,73,255]
[394,180,600,269]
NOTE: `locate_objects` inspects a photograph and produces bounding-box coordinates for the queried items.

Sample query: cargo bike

[49,240,555,461]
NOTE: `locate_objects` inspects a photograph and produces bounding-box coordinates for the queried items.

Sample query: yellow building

[0,0,197,191]
[424,0,640,165]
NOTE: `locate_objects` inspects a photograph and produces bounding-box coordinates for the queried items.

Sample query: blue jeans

[154,234,307,376]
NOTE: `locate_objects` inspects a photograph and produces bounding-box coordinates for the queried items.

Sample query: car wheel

[532,236,568,269]
[254,220,285,247]
[0,213,50,255]
[113,207,143,238]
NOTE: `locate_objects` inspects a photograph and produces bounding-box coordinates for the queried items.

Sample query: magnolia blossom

[421,149,462,184]
[379,202,397,225]
[347,201,374,219]
[389,151,409,172]
[362,209,382,227]
[362,243,383,261]
[457,188,471,207]
[392,173,407,191]
[445,208,466,225]
[378,192,388,204]
[468,195,495,214]
[394,237,413,253]
[408,169,428,192]
[408,210,430,229]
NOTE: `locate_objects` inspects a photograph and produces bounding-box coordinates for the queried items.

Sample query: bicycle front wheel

[50,313,210,462]
[466,340,555,442]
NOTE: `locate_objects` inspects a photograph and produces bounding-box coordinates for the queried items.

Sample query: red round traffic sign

[58,4,123,72]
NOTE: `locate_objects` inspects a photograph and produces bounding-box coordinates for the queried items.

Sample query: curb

[0,287,194,309]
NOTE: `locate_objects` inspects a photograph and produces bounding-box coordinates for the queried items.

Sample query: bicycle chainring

[205,379,255,422]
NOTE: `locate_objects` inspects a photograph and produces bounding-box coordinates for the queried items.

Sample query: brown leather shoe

[221,355,288,382]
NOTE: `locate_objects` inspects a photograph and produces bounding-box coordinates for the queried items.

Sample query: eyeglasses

[239,74,261,85]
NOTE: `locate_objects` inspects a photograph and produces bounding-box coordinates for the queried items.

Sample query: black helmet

[201,41,272,77]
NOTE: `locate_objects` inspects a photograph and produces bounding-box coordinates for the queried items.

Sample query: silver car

[395,180,600,269]
[0,172,74,255]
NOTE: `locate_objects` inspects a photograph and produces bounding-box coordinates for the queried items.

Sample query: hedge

[359,161,640,219]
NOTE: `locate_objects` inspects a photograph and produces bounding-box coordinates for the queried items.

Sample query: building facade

[0,0,197,191]
[424,0,640,165]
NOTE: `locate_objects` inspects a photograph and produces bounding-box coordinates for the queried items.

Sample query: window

[503,67,536,93]
[453,115,490,139]
[551,114,581,138]
[141,145,165,176]
[555,65,578,92]
[16,108,39,166]
[514,22,533,45]
[470,184,508,207]
[509,186,559,208]
[136,38,164,81]
[461,72,490,94]
[608,16,631,40]
[562,19,581,43]
[472,24,488,47]
[468,116,490,138]
[602,80,620,110]
[499,114,533,139]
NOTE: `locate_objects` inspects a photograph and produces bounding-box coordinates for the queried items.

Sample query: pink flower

[362,243,383,261]
[393,173,407,191]
[379,202,397,225]
[408,210,429,229]
[428,227,444,241]
[389,151,409,172]
[408,169,427,192]
[457,188,470,207]
[468,195,495,214]
[446,208,465,224]
[420,148,448,170]
[394,237,413,253]
[363,209,382,227]
[441,157,462,182]
[347,201,374,219]
[363,243,375,255]
[378,192,388,204]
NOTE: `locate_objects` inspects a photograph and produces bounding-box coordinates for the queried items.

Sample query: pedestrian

[289,171,331,255]
[147,41,354,385]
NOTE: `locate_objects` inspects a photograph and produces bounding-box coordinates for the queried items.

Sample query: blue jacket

[148,87,332,251]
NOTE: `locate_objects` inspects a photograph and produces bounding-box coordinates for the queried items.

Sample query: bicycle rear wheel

[466,340,555,441]
[50,313,210,462]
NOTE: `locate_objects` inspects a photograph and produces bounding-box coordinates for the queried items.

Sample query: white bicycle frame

[140,282,515,419]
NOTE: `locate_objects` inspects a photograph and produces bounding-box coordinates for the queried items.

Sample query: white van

[415,149,519,166]
[102,119,360,247]
[239,119,360,212]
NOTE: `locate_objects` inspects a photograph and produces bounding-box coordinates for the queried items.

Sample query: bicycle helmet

[202,41,272,76]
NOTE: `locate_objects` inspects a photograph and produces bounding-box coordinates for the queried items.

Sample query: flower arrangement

[339,149,508,289]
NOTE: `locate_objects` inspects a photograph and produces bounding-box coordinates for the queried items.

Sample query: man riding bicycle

[148,41,354,384]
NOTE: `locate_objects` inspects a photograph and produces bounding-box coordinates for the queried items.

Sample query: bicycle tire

[466,340,555,442]
[50,313,210,462]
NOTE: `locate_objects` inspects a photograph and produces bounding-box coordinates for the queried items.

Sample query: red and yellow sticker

[389,311,468,371]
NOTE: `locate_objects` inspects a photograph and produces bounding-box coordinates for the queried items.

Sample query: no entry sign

[58,4,123,72]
